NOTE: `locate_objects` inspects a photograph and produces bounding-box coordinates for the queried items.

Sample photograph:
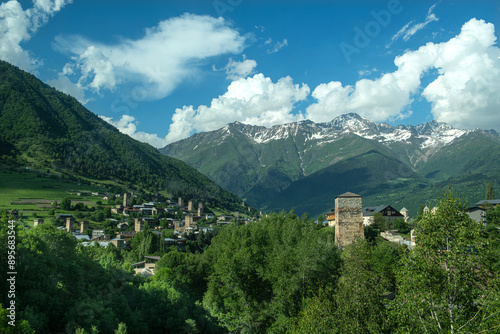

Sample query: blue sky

[1,0,499,147]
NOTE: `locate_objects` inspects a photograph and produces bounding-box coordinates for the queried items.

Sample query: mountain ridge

[160,112,500,216]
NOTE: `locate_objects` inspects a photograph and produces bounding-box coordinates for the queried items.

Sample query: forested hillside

[0,60,241,211]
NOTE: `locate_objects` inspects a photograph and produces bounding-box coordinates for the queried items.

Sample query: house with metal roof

[362,205,404,226]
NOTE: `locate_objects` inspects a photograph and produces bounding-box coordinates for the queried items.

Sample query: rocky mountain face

[160,113,500,216]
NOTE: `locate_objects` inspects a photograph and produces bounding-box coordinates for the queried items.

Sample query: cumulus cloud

[223,56,257,80]
[54,14,247,101]
[307,18,500,131]
[422,19,500,130]
[165,73,310,143]
[100,115,169,148]
[0,0,72,71]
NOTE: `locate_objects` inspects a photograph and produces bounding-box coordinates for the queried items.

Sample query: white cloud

[63,45,116,94]
[55,14,247,101]
[358,68,378,76]
[389,3,438,45]
[47,73,88,103]
[422,19,500,130]
[0,0,72,71]
[165,73,310,143]
[265,38,288,54]
[307,18,500,131]
[223,56,257,80]
[100,115,169,148]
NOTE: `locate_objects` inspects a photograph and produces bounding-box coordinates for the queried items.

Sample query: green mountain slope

[161,114,500,217]
[0,60,242,210]
[416,131,500,180]
[161,123,399,208]
[266,149,427,216]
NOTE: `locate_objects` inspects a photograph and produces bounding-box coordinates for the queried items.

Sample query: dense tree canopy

[2,192,500,333]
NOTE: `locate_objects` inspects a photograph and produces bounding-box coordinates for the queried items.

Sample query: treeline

[1,190,500,333]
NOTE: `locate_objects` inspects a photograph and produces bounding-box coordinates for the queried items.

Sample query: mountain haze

[161,113,500,216]
[0,60,242,210]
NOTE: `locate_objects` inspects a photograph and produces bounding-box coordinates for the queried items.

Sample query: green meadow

[0,166,107,224]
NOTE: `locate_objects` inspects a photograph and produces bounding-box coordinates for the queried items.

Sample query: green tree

[203,212,341,333]
[485,181,495,200]
[372,212,389,231]
[114,322,127,334]
[292,289,335,334]
[391,189,500,333]
[0,304,35,334]
[60,198,72,211]
[333,239,388,333]
[392,218,410,234]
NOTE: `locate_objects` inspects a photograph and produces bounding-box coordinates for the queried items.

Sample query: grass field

[0,166,110,225]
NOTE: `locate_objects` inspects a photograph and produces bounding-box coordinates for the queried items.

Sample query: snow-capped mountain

[160,113,500,216]
[237,113,469,155]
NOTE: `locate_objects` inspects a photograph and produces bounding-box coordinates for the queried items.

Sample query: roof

[362,205,388,216]
[336,192,360,198]
[144,256,161,261]
[81,241,111,248]
[132,261,146,267]
[73,234,90,240]
[467,206,487,212]
[476,199,500,206]
[362,205,403,217]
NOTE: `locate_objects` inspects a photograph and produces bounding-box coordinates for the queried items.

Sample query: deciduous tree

[391,189,500,333]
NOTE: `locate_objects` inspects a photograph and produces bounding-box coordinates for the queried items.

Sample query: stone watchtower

[80,221,89,233]
[123,193,131,207]
[34,219,44,227]
[134,218,144,232]
[334,192,364,247]
[66,217,76,233]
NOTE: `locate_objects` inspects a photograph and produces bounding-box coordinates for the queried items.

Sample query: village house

[326,210,335,227]
[132,256,161,277]
[467,206,487,224]
[362,205,405,226]
[475,199,500,207]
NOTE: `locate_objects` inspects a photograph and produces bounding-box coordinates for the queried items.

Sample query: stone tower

[188,200,193,211]
[400,207,409,222]
[334,192,364,247]
[80,221,89,233]
[197,202,204,216]
[123,193,131,207]
[178,197,184,208]
[185,214,193,228]
[134,218,144,232]
[66,217,76,233]
[34,219,44,227]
